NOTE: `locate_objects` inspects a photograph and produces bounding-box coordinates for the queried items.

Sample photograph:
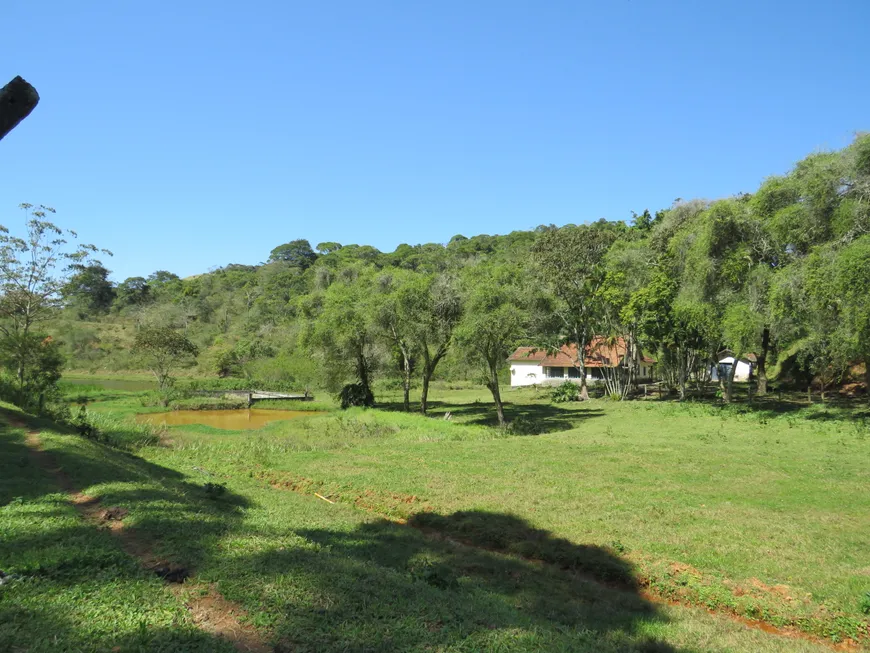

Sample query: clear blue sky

[2,1,868,281]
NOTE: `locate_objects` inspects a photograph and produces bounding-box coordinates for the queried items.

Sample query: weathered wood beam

[0,76,40,141]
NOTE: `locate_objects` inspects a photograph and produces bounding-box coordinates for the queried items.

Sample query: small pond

[137,408,315,430]
[63,378,157,392]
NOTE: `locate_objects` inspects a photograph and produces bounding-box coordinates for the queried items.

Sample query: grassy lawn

[0,407,237,653]
[3,382,868,650]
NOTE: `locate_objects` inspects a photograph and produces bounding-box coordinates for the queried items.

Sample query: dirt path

[16,421,272,653]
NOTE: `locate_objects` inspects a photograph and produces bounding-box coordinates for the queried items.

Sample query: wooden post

[0,76,40,141]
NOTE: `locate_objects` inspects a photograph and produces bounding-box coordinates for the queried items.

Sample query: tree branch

[0,76,39,141]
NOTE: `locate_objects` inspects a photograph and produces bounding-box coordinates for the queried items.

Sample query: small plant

[550,381,579,403]
[860,591,870,615]
[407,554,458,590]
[203,482,226,499]
[503,416,542,436]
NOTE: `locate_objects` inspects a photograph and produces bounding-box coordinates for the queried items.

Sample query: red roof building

[508,338,655,386]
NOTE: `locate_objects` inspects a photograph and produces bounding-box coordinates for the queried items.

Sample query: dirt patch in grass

[256,469,431,518]
[16,419,271,653]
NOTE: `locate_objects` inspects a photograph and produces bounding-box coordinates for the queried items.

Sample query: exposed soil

[14,417,272,653]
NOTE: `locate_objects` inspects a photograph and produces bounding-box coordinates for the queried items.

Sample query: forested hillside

[44,134,870,408]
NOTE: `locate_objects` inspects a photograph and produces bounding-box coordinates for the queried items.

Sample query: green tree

[63,263,116,316]
[269,239,318,269]
[114,276,151,309]
[0,333,64,411]
[0,204,108,390]
[133,326,198,390]
[373,271,462,412]
[315,241,343,255]
[456,265,526,426]
[299,269,378,400]
[532,224,618,400]
[416,274,462,414]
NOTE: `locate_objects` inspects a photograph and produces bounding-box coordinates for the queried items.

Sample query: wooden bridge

[199,390,313,406]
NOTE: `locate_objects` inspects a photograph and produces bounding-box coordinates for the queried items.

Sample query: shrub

[861,591,870,615]
[551,381,579,403]
[338,383,374,409]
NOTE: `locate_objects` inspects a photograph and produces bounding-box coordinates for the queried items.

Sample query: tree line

[2,135,869,420]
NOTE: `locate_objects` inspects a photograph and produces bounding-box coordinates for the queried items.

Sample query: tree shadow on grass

[237,510,682,652]
[375,399,603,433]
[0,410,248,652]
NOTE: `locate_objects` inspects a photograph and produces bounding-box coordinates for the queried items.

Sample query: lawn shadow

[242,510,683,652]
[1,405,250,573]
[0,410,246,652]
[375,398,603,433]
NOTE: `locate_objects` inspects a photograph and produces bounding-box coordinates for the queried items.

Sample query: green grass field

[2,382,869,651]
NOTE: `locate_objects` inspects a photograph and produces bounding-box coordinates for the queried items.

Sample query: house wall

[509,362,543,386]
[638,362,653,380]
[511,361,656,386]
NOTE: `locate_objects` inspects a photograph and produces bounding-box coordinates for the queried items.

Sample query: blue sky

[2,1,868,281]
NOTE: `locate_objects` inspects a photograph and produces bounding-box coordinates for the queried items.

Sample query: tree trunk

[724,359,737,403]
[574,358,589,401]
[487,362,506,426]
[756,327,770,396]
[356,352,371,395]
[420,346,447,415]
[402,351,411,412]
[420,372,431,415]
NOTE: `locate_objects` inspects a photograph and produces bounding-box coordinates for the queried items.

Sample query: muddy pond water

[137,409,315,430]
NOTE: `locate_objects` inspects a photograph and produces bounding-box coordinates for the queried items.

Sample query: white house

[710,356,753,382]
[508,339,655,387]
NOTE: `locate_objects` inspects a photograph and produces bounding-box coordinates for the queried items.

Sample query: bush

[338,383,375,409]
[550,381,579,403]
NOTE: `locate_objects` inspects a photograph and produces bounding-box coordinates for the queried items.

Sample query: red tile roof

[509,338,654,368]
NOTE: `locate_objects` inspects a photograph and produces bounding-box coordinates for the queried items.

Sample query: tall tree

[63,263,116,316]
[0,204,108,389]
[299,268,379,401]
[416,274,462,414]
[532,224,618,400]
[115,276,151,309]
[373,271,462,413]
[133,326,198,391]
[456,265,526,426]
[373,270,418,411]
[269,239,318,269]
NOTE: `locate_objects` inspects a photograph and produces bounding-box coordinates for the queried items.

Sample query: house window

[546,367,563,378]
[567,367,581,378]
